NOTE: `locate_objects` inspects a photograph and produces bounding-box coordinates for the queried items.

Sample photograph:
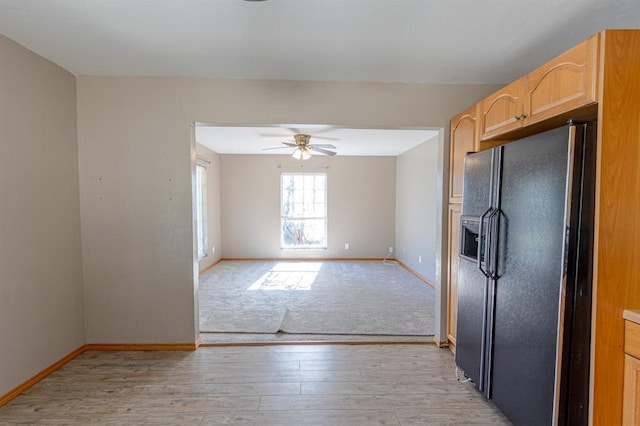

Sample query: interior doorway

[192,124,445,344]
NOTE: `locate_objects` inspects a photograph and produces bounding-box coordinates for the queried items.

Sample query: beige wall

[395,135,440,281]
[0,36,84,395]
[220,154,396,258]
[196,143,221,271]
[76,75,501,343]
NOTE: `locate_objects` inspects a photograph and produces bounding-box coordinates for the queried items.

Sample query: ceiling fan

[263,134,337,160]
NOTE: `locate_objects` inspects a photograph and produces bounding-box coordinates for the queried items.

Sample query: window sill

[281,247,328,251]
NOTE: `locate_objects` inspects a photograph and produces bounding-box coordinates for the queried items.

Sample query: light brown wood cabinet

[623,356,640,425]
[448,30,640,423]
[447,204,462,347]
[479,34,599,141]
[447,105,479,348]
[525,34,599,126]
[480,79,526,140]
[449,105,478,203]
[624,316,640,425]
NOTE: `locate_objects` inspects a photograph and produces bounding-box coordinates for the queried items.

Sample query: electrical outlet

[403,248,406,254]
[345,243,350,250]
[211,246,215,254]
[388,247,393,253]
[418,255,422,264]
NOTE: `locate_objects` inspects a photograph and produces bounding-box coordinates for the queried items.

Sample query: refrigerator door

[461,149,494,217]
[554,122,595,426]
[490,126,570,425]
[456,258,489,389]
[455,148,495,391]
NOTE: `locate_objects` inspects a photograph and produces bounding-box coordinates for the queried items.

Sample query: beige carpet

[199,260,436,340]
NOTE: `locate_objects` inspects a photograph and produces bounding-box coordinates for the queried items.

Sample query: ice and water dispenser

[460,217,481,262]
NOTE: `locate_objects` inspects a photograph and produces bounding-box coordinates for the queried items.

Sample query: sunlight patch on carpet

[199,260,436,337]
[247,262,321,291]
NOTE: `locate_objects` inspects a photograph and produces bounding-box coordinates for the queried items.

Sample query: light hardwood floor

[0,345,510,425]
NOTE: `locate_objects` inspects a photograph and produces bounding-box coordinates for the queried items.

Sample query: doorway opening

[192,124,444,344]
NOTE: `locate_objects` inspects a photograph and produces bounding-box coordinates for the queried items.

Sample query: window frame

[280,172,328,250]
[195,164,208,260]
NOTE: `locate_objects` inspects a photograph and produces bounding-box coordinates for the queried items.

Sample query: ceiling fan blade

[258,127,300,137]
[284,126,333,135]
[306,125,335,135]
[310,146,337,156]
[287,127,303,135]
[263,141,299,150]
[310,143,336,149]
[308,135,339,141]
[264,126,337,139]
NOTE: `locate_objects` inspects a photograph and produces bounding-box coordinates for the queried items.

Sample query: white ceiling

[196,125,439,157]
[2,0,638,156]
[0,0,638,85]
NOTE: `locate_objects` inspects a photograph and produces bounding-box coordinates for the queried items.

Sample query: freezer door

[490,126,570,425]
[455,258,489,390]
[456,147,496,392]
[462,149,494,217]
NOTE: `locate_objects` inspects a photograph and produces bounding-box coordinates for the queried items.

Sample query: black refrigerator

[455,122,596,425]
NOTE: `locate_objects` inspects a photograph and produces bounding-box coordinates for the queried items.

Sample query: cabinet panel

[525,34,599,125]
[449,105,478,202]
[447,204,462,346]
[626,320,640,359]
[593,31,640,425]
[480,79,525,140]
[623,354,640,426]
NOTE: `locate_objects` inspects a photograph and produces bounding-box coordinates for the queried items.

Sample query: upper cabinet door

[480,79,526,141]
[450,105,478,202]
[525,34,600,126]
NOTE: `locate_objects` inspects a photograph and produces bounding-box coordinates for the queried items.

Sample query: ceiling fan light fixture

[292,147,311,160]
[263,133,335,158]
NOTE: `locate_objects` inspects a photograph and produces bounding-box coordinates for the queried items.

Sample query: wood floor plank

[357,371,459,383]
[67,396,261,415]
[395,408,511,425]
[187,347,438,362]
[147,360,301,373]
[258,393,493,411]
[299,359,450,371]
[300,381,479,396]
[62,369,363,384]
[203,409,400,425]
[31,413,206,425]
[0,345,511,425]
[128,382,301,397]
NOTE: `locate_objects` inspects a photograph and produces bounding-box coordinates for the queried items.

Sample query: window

[196,164,208,259]
[281,173,327,249]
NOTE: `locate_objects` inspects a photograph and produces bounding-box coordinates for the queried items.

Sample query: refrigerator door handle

[487,208,501,279]
[478,207,493,277]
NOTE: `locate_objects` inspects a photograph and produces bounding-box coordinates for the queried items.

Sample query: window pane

[281,219,326,248]
[281,173,327,249]
[196,165,208,259]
